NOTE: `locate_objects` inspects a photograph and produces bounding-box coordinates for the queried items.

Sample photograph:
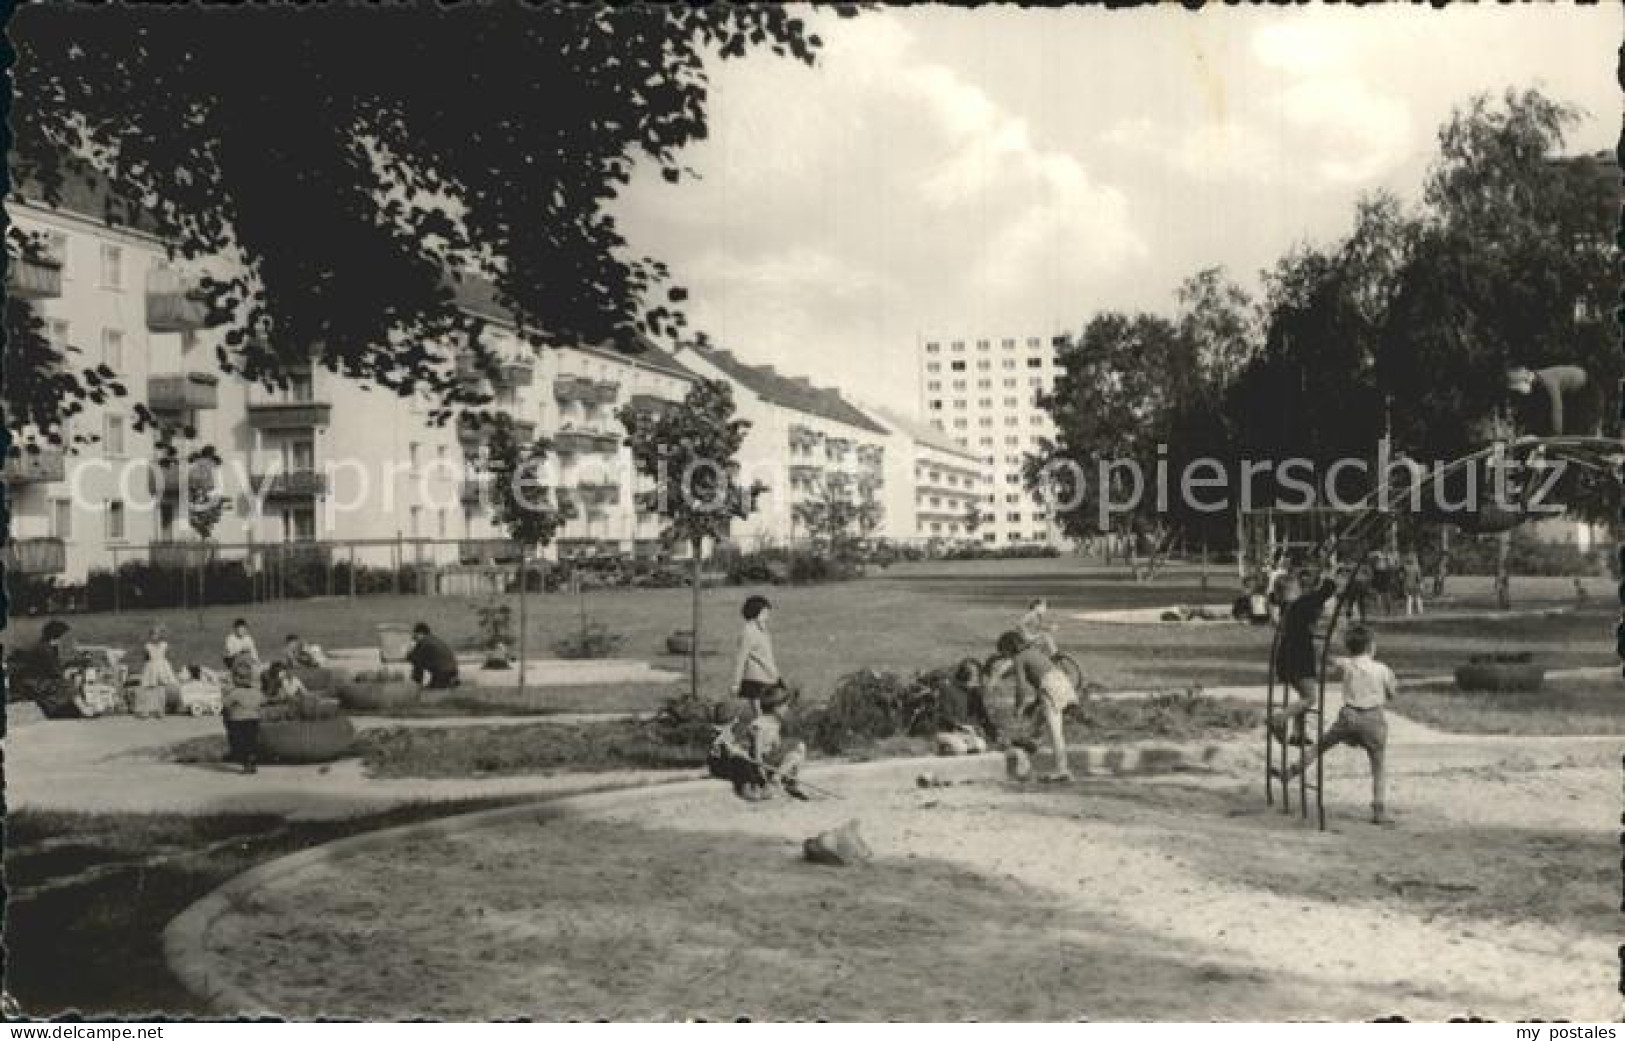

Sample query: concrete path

[4,708,675,821]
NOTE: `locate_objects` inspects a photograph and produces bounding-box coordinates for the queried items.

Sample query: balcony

[456,353,537,391]
[148,461,219,498]
[557,538,621,559]
[457,414,537,444]
[146,268,210,332]
[4,447,65,484]
[4,537,65,575]
[458,538,523,565]
[148,372,220,413]
[788,424,823,451]
[629,393,675,416]
[553,376,620,406]
[247,400,333,430]
[554,429,621,455]
[251,469,328,499]
[789,463,823,483]
[7,253,62,300]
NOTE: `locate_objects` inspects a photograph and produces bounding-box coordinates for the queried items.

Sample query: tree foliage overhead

[7,1,856,440]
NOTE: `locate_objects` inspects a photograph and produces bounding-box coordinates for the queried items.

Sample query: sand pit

[188,744,1620,1021]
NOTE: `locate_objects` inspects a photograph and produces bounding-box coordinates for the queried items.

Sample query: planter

[290,665,336,693]
[377,624,413,663]
[336,678,424,713]
[1453,659,1546,693]
[666,631,695,656]
[257,716,357,763]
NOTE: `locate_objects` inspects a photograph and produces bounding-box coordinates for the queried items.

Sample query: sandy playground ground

[194,736,1621,1021]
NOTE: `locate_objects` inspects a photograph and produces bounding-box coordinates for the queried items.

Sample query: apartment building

[864,405,989,543]
[917,332,1068,547]
[675,345,897,548]
[5,180,697,582]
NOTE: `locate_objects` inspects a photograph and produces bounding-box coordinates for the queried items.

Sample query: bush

[651,692,739,749]
[799,668,951,755]
[553,621,625,659]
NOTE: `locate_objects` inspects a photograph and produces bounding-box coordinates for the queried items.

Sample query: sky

[614,4,1621,418]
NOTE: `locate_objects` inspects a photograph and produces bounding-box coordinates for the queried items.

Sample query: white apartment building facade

[865,405,989,543]
[6,182,697,584]
[675,345,898,549]
[918,332,1069,547]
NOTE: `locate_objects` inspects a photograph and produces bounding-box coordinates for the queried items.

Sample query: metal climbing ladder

[1260,434,1625,828]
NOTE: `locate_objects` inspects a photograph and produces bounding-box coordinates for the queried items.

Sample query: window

[1005,416,1019,427]
[438,509,449,538]
[1026,357,1043,369]
[104,416,126,456]
[950,360,966,372]
[46,318,69,348]
[410,506,423,537]
[1005,435,1020,446]
[101,329,124,370]
[955,437,968,448]
[927,362,941,373]
[952,380,966,391]
[979,417,993,428]
[1002,338,1015,349]
[50,500,72,541]
[978,398,992,408]
[977,379,991,389]
[928,400,942,410]
[976,339,990,350]
[927,381,941,392]
[930,496,941,507]
[45,230,68,268]
[1005,493,1021,505]
[99,244,123,289]
[930,522,941,533]
[1002,359,1016,370]
[984,531,997,543]
[1006,473,1021,485]
[1032,436,1045,446]
[1027,337,1041,347]
[952,400,966,410]
[409,443,421,470]
[1030,377,1043,388]
[925,342,940,354]
[288,440,315,472]
[951,341,965,352]
[287,507,316,542]
[1005,454,1021,466]
[1004,397,1018,408]
[181,329,201,356]
[288,371,315,402]
[930,419,944,431]
[107,500,127,540]
[976,360,990,371]
[953,418,968,430]
[1006,512,1022,523]
[979,436,993,446]
[1004,378,1017,389]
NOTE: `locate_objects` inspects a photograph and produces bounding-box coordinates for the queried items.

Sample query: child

[730,595,780,717]
[1269,575,1337,746]
[223,654,264,774]
[994,630,1075,783]
[261,662,309,705]
[951,658,1001,747]
[138,624,181,719]
[1018,598,1058,657]
[707,685,808,802]
[1402,552,1426,616]
[1272,624,1398,825]
[224,618,260,669]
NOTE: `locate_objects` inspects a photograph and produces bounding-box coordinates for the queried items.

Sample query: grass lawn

[8,559,1615,703]
[1396,675,1625,735]
[2,799,537,1018]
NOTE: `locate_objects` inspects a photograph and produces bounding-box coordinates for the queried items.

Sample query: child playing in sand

[994,630,1075,783]
[1272,624,1398,825]
[707,684,809,802]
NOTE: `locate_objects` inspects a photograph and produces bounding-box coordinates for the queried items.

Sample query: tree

[962,502,987,543]
[619,380,762,698]
[484,417,574,693]
[7,3,856,445]
[794,471,879,557]
[1031,312,1201,576]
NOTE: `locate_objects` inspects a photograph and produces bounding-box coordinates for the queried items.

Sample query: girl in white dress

[138,624,181,718]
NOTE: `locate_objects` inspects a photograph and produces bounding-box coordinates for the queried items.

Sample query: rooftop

[864,404,983,464]
[684,345,889,435]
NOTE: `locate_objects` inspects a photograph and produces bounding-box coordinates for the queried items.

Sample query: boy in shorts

[1272,624,1398,825]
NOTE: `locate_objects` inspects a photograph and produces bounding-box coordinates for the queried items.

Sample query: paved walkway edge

[162,737,1226,1016]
